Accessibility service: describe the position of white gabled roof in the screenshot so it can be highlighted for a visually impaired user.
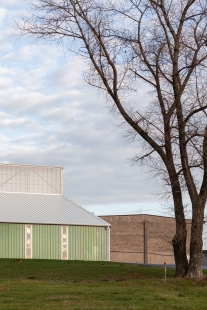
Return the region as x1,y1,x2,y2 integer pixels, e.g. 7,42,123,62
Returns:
0,192,109,227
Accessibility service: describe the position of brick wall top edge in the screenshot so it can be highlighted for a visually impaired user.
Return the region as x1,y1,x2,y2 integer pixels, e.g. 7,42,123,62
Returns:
99,214,192,222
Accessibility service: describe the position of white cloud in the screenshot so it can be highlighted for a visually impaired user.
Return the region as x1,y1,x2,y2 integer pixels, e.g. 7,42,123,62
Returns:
0,8,7,26
0,34,12,52
0,1,21,6
0,1,162,215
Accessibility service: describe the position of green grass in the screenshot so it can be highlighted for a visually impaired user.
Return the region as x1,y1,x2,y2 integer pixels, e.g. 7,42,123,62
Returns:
0,259,207,309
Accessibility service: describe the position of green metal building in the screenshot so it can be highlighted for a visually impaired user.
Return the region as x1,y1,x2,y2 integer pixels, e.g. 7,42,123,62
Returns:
0,163,110,261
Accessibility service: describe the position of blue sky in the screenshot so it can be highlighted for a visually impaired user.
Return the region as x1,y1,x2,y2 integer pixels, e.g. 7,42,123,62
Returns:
0,0,167,216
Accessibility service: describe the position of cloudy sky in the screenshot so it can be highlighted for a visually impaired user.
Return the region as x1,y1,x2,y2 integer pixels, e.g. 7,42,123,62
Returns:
0,0,167,216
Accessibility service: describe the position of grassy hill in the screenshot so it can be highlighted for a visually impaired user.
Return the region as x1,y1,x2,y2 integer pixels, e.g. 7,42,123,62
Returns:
0,259,207,309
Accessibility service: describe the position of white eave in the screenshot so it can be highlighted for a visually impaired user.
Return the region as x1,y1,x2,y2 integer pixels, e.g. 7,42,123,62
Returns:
0,192,110,227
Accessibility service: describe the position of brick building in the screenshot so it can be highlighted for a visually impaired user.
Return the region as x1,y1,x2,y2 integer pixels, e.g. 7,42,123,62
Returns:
100,214,191,264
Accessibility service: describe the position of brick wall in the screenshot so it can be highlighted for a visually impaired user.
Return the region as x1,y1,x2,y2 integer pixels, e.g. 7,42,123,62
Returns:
100,214,191,264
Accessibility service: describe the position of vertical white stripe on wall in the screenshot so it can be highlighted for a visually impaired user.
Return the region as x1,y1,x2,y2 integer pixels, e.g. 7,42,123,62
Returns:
25,225,32,259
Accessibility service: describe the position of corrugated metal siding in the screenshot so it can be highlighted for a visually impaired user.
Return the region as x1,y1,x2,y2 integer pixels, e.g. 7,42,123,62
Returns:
0,223,107,261
32,225,61,259
68,226,107,261
0,223,24,258
0,193,109,227
0,164,62,194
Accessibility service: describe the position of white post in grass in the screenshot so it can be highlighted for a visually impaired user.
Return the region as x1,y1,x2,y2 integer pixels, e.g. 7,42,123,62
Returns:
164,262,166,282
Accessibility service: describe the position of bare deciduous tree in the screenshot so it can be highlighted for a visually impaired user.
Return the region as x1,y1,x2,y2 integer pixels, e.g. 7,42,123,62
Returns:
16,0,207,278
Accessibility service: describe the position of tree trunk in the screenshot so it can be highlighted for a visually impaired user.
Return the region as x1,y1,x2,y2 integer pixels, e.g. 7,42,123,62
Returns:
171,180,189,277
187,200,205,279
172,230,188,277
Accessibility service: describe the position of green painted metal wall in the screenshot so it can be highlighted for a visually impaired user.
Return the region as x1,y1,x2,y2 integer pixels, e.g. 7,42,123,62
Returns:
32,225,61,259
0,223,107,261
68,226,107,261
0,223,24,258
